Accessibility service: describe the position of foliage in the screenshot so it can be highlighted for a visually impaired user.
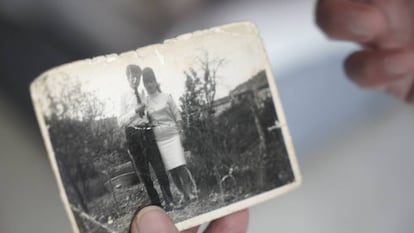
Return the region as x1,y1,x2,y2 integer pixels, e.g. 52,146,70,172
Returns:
43,74,129,213
40,61,295,230
179,53,294,194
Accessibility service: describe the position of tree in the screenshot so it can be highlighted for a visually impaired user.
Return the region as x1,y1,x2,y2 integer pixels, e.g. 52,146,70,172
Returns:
180,52,225,124
40,73,117,213
179,67,277,192
179,53,227,190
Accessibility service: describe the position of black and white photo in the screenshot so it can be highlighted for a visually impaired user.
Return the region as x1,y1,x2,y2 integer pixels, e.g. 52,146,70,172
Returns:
30,22,301,233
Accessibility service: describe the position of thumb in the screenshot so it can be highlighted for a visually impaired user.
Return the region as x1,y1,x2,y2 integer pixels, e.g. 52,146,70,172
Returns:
130,206,179,233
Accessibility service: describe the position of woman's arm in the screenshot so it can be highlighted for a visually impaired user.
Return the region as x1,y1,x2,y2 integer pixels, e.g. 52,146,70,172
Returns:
167,94,183,124
167,95,185,141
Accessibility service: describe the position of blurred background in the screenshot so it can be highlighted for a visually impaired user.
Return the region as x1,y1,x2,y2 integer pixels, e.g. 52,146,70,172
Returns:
1,0,414,232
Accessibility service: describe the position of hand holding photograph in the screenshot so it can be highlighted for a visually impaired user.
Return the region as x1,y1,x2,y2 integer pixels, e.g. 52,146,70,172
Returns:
30,22,301,233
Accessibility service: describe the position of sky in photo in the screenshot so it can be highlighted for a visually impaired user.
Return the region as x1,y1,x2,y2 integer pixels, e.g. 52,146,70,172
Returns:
37,24,272,120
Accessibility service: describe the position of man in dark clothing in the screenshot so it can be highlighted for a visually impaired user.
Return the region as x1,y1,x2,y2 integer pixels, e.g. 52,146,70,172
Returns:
123,64,175,210
125,125,174,209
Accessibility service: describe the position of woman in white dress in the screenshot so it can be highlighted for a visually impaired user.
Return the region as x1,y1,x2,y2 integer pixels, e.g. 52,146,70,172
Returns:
142,67,196,203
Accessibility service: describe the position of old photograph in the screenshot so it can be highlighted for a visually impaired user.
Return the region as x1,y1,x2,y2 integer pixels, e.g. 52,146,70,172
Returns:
30,22,301,233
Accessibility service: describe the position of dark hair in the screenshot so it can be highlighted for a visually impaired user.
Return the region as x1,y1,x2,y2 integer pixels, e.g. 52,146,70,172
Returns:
126,64,141,77
126,64,141,90
142,67,161,92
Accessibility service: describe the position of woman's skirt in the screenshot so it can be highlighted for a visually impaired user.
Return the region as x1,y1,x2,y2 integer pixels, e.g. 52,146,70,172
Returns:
155,133,186,170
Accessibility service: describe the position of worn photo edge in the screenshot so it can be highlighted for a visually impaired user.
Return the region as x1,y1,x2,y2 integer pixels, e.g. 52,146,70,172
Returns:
30,81,82,233
29,21,302,233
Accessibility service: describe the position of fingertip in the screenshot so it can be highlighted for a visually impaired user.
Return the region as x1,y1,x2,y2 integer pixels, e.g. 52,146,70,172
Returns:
316,0,386,43
344,49,414,89
204,209,249,233
130,205,178,233
234,209,249,222
344,51,368,86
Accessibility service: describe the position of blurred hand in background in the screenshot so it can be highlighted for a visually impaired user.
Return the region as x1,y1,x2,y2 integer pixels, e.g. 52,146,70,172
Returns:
316,0,414,103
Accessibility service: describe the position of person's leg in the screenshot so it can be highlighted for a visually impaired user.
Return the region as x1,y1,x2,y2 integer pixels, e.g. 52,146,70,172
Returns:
143,129,174,205
173,165,197,201
126,127,161,206
178,166,197,200
170,166,189,201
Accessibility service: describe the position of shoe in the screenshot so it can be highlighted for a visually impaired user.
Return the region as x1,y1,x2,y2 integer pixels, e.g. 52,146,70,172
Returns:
188,193,197,202
164,202,174,212
173,202,185,210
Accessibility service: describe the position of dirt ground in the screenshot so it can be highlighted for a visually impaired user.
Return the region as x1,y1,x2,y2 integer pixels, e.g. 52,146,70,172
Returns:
75,181,255,233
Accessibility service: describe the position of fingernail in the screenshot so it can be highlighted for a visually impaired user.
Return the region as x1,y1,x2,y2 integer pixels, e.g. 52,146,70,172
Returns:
384,54,412,75
349,21,370,38
346,6,384,41
131,206,176,233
